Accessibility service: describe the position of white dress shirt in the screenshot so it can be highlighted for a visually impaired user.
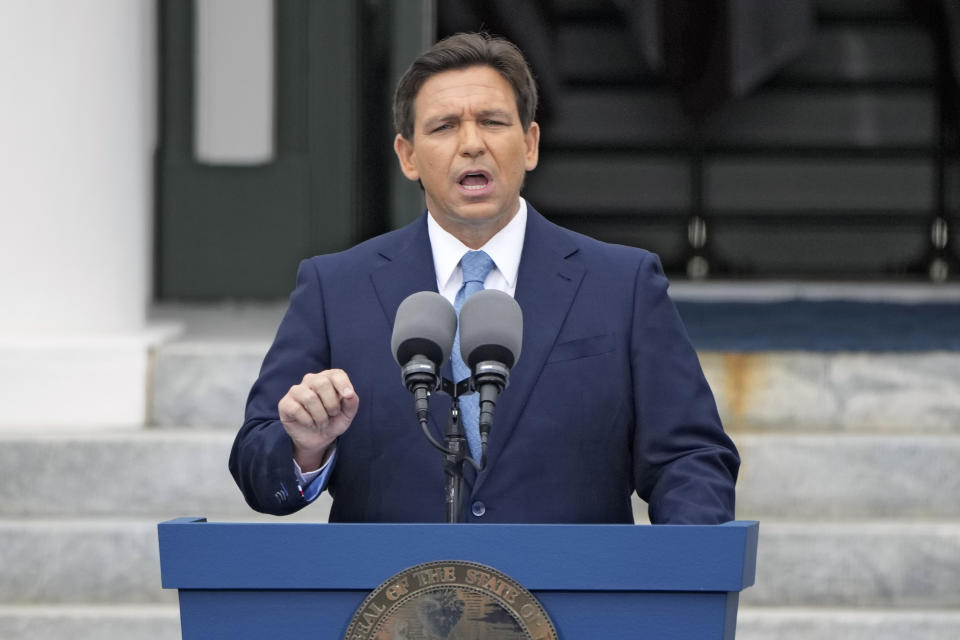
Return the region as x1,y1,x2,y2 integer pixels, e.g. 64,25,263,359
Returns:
427,197,526,304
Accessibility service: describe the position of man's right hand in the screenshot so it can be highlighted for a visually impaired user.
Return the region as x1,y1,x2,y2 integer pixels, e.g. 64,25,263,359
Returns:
278,369,358,472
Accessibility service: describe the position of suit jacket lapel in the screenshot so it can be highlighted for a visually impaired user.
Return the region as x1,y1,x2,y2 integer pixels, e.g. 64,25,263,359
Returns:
370,213,437,323
370,214,453,443
470,206,585,494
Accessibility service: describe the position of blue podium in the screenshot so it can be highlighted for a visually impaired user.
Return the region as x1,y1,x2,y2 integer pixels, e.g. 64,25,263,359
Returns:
158,517,758,639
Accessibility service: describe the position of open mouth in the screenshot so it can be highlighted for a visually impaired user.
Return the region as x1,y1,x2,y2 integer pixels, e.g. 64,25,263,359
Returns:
458,170,492,192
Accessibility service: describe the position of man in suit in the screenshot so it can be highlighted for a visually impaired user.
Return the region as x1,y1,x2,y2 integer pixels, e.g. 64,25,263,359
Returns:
230,32,739,524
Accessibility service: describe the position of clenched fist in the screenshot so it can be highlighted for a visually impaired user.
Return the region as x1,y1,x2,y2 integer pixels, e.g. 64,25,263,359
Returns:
278,369,358,471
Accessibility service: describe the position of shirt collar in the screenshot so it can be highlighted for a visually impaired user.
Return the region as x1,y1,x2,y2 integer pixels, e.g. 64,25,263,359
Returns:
427,198,527,290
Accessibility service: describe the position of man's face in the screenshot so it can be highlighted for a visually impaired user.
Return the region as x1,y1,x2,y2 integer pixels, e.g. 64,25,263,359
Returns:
394,65,540,246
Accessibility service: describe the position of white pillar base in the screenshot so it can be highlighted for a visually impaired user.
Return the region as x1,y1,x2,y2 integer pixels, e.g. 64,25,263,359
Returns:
0,325,181,432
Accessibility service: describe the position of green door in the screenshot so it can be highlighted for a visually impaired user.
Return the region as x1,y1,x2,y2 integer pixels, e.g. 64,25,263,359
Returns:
156,0,431,299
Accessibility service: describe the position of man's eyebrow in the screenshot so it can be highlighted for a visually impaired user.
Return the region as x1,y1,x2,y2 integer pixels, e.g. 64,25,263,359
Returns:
422,109,514,127
421,113,459,128
475,109,513,120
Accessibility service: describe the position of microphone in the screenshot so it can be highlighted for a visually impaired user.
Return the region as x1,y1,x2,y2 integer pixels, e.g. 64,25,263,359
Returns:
458,289,523,442
391,292,457,422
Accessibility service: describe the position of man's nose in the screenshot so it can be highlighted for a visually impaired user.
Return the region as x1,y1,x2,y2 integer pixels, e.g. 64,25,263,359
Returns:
459,122,485,157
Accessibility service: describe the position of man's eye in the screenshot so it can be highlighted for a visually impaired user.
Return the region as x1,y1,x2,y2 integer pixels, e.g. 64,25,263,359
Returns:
483,119,506,126
431,123,453,133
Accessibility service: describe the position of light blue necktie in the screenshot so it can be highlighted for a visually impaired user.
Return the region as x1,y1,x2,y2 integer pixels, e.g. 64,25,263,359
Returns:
452,250,495,460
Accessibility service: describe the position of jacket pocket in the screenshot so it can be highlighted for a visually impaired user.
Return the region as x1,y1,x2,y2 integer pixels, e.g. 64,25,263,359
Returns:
546,334,616,364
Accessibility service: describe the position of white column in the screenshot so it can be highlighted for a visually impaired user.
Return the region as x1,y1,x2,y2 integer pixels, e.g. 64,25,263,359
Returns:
0,0,163,430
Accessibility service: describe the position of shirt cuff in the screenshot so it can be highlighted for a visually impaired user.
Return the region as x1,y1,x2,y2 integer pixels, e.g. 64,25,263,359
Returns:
293,446,337,502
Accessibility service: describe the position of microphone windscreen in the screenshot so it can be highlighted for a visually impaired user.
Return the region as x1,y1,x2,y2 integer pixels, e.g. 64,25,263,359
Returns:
391,291,457,367
459,289,522,369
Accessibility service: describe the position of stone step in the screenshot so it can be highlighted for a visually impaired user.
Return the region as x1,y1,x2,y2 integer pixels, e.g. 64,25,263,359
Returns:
0,515,322,606
0,604,957,640
149,341,268,429
704,352,960,433
0,430,334,518
147,302,278,429
4,427,960,519
736,434,960,520
148,317,960,434
2,431,957,519
0,431,246,518
2,519,958,608
0,520,175,605
737,607,960,640
0,605,181,640
744,522,960,609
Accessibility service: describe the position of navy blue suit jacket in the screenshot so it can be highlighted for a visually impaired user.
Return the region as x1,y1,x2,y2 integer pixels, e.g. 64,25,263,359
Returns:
230,206,739,523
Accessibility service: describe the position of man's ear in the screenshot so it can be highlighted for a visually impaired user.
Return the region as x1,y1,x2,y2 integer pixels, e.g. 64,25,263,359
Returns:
524,121,541,172
393,134,420,181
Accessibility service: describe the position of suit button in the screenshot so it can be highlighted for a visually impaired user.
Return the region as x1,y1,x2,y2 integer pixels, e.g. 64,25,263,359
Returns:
471,501,486,517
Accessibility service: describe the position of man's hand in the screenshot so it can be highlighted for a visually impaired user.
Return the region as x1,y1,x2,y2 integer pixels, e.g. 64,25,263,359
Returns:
278,369,358,472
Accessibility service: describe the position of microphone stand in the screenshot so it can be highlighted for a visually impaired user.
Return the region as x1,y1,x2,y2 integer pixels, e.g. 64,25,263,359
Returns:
442,397,465,523
404,370,490,523
438,378,479,523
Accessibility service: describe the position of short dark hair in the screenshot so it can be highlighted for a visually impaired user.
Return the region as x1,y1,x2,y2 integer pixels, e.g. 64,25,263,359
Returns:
392,32,539,140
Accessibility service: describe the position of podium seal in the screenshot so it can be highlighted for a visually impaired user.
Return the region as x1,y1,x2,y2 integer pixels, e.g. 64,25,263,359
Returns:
343,560,558,640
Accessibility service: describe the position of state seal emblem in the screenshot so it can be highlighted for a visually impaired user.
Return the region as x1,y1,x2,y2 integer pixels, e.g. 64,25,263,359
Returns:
343,560,558,640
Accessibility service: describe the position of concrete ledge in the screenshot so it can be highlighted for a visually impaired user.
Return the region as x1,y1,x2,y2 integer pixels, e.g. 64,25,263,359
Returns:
701,351,960,433
0,521,172,604
736,434,960,519
737,607,960,640
2,430,957,520
743,522,960,608
149,342,267,428
0,431,245,518
0,431,332,519
147,302,280,428
148,334,960,432
0,605,180,640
